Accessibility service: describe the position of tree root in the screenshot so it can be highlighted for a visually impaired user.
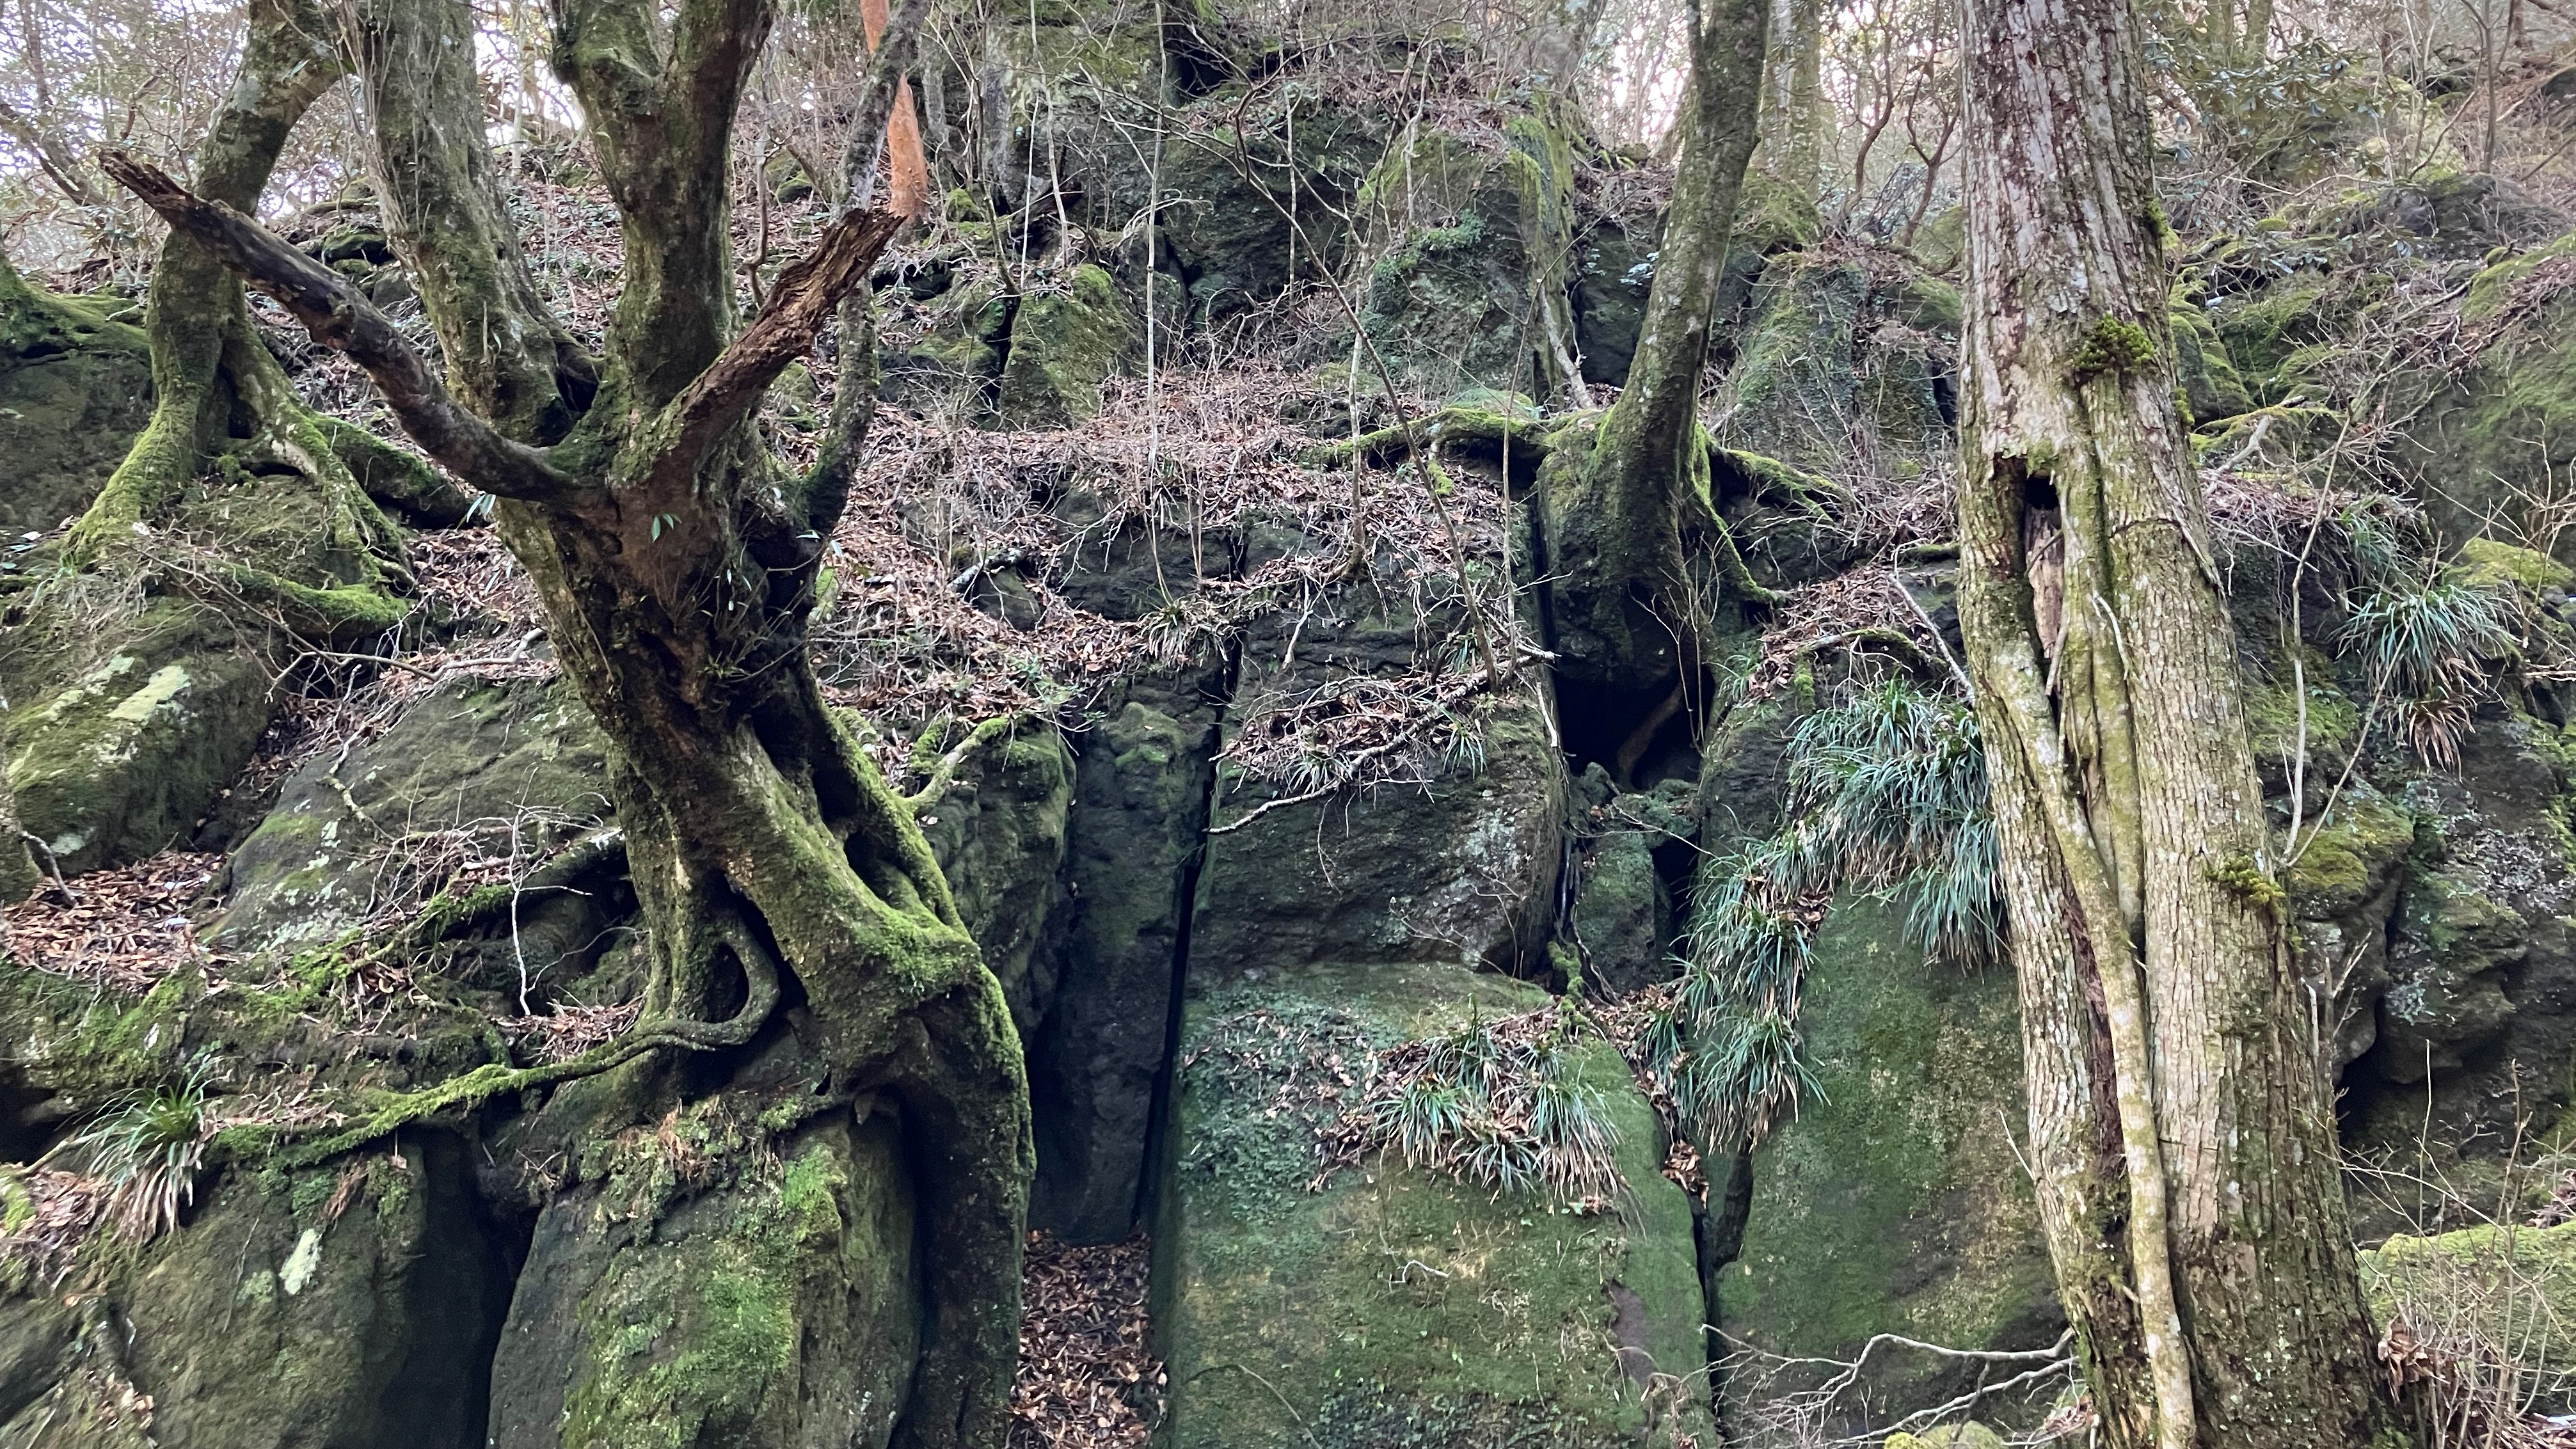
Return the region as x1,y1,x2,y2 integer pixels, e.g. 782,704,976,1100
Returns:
1301,404,1558,473
266,903,778,1167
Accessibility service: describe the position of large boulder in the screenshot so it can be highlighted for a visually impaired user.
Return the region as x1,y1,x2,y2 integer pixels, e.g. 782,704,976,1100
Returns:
488,1096,920,1449
216,672,615,967
1193,695,1564,976
0,263,150,541
991,264,1135,430
1356,112,1584,397
912,719,1075,1028
7,606,271,876
1715,903,2060,1442
1155,959,1714,1448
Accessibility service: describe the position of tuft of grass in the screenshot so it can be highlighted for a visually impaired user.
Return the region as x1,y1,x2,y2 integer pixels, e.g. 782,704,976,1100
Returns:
2340,574,2519,768
1340,1004,1626,1208
53,1070,211,1244
1651,680,2000,1153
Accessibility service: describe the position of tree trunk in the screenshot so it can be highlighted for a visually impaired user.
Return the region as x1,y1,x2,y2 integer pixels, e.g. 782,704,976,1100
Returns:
65,0,447,580
1951,0,2402,1446
110,0,1028,1440
1535,0,1768,750
1758,0,1824,201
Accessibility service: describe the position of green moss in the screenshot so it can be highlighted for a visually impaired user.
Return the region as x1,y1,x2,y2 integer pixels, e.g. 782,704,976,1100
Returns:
2214,274,2333,402
1719,903,2053,1410
1734,166,1824,255
2463,234,2576,322
2245,656,2360,766
2206,852,2288,909
991,264,1133,429
2451,537,2575,592
2360,1221,2576,1413
2168,295,2254,425
1159,962,1712,1448
2067,315,2156,381
2286,789,2415,916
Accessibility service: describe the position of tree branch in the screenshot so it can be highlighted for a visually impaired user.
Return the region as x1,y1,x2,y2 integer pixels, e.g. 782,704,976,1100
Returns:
99,152,579,503
660,205,905,470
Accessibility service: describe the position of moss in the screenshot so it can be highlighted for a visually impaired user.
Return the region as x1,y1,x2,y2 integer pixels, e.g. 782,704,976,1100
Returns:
2245,657,2360,765
540,1110,919,1449
1890,274,1962,335
1159,961,1713,1448
1719,903,2054,1416
2168,294,2254,425
2214,274,2334,402
2360,1221,2576,1413
2067,315,2155,381
1733,166,1824,255
2285,789,2415,917
2206,853,2288,909
992,264,1134,429
2463,234,2576,323
2451,537,2575,592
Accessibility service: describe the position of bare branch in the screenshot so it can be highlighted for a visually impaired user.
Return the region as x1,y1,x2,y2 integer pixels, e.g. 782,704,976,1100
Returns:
99,152,579,503
662,205,905,470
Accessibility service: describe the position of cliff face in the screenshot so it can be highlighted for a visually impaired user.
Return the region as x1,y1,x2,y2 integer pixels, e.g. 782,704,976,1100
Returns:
8,40,2576,1447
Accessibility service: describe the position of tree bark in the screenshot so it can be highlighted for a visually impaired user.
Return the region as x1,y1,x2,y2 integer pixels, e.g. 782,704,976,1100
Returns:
62,0,451,587
1535,0,1768,743
1758,0,1824,200
114,0,1026,1441
1952,0,2401,1445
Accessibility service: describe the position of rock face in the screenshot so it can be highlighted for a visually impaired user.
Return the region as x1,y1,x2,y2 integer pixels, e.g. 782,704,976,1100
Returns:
1154,960,1713,1448
489,1103,921,1449
216,672,616,969
1356,113,1585,397
1026,672,1221,1244
0,267,151,540
6,607,272,876
1714,904,2060,1442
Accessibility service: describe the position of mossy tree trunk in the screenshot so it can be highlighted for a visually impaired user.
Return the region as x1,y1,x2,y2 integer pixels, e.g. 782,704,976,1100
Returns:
1536,0,1767,750
107,0,1029,1441
63,0,458,599
1951,0,2398,1445
1756,0,1824,202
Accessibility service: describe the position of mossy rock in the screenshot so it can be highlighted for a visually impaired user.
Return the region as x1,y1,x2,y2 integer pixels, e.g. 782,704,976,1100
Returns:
911,719,1074,1028
2321,171,2568,264
1356,112,1582,395
1884,1427,2006,1449
1028,673,1222,1244
217,673,614,967
2360,1221,2576,1415
2210,271,2336,404
0,264,151,541
1156,960,1715,1448
1193,697,1564,978
992,264,1135,429
2168,296,2253,425
6,606,272,876
2451,537,2576,593
2398,240,2576,555
489,1109,919,1449
1717,902,2059,1441
28,1134,514,1449
1721,249,1952,479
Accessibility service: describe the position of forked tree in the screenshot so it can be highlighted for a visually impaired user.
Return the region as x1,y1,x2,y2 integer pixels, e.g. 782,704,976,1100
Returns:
1950,0,2400,1444
103,0,1031,1440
